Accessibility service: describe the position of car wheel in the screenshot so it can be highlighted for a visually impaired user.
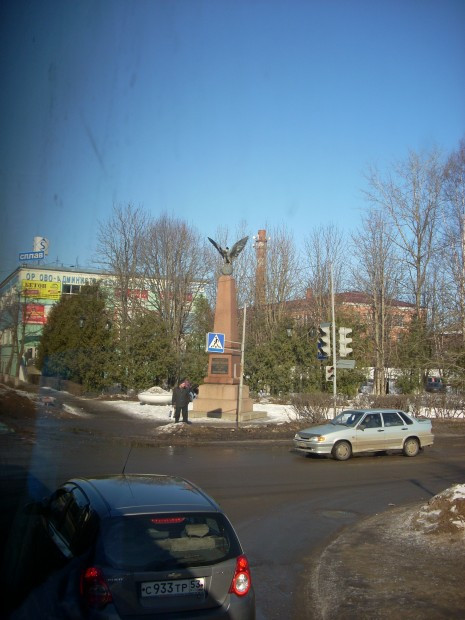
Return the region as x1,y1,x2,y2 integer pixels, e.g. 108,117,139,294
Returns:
403,437,420,457
332,441,352,461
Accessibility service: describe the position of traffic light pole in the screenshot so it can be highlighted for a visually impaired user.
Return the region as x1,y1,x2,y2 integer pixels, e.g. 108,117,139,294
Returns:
330,264,337,418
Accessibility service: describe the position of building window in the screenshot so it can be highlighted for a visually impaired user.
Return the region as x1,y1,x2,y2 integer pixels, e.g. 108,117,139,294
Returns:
62,284,82,295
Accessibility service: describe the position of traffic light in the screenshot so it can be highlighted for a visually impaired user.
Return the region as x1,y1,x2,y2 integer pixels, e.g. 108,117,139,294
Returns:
339,327,353,357
318,322,331,358
325,365,334,381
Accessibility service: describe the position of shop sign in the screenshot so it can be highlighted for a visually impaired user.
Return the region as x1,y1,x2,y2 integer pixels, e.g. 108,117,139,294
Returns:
22,281,61,300
23,304,47,324
19,251,44,261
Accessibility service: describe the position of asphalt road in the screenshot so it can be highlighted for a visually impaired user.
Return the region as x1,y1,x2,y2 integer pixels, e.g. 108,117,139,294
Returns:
1,398,465,619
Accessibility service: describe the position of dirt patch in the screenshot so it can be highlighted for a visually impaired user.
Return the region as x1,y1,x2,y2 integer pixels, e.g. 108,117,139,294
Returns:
0,388,37,421
411,484,465,537
312,501,465,619
151,420,302,442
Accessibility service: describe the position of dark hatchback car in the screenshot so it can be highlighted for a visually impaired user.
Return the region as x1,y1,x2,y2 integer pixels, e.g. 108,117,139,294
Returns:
16,474,255,619
426,376,445,392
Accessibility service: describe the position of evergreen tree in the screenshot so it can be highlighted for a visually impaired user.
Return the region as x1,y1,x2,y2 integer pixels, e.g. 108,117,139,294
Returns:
179,295,213,386
124,312,176,390
37,285,113,392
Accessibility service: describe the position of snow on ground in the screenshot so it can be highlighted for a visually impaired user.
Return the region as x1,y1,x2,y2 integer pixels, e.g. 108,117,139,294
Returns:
62,403,91,417
0,384,38,402
103,397,464,422
102,399,298,425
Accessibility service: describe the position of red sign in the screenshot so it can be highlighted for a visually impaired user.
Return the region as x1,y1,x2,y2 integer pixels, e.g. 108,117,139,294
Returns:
24,304,46,324
160,291,193,301
115,288,149,300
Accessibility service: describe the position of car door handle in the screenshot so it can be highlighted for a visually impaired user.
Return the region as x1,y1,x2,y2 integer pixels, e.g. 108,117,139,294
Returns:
377,429,384,432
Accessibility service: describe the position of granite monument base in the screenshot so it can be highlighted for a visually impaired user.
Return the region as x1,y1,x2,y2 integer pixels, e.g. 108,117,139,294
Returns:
190,383,267,421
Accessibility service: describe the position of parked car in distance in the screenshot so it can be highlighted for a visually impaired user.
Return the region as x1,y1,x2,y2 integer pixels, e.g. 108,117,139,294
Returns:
426,376,445,392
19,474,255,619
293,409,434,461
358,380,373,395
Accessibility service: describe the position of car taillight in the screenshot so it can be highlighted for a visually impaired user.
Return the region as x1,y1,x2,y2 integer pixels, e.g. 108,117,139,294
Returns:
229,554,252,596
80,566,112,608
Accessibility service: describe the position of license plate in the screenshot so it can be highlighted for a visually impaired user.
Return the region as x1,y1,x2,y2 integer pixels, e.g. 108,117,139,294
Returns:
141,578,205,598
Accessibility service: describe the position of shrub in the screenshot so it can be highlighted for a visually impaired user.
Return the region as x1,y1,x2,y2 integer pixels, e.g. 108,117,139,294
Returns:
426,393,465,419
290,393,334,424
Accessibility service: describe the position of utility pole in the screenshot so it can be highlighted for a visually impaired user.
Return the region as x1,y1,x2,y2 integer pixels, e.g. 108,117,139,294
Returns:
330,264,337,417
236,304,247,429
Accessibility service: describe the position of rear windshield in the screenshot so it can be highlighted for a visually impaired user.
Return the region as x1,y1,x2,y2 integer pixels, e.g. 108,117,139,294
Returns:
398,411,413,425
97,512,242,571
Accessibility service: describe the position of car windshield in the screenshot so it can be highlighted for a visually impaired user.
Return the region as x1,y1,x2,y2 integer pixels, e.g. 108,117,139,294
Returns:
97,512,242,571
331,411,364,427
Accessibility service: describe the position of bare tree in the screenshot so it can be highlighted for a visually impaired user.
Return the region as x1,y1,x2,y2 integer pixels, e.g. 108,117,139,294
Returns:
442,138,465,345
141,213,211,356
422,262,451,375
364,149,443,316
0,291,22,376
0,287,40,378
95,203,149,328
351,209,400,394
262,225,302,333
303,223,347,325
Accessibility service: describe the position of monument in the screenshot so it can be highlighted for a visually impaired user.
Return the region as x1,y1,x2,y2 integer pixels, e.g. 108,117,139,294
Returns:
190,236,267,422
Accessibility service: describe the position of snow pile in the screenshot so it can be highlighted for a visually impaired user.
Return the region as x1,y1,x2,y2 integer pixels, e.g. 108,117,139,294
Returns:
412,484,465,537
62,403,90,417
141,386,170,395
154,422,185,435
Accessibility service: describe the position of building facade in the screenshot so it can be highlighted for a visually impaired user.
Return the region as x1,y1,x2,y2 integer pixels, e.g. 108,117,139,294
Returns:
0,263,206,380
0,265,117,377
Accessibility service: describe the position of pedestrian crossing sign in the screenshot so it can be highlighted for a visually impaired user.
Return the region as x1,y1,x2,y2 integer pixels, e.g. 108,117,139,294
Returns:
206,332,225,353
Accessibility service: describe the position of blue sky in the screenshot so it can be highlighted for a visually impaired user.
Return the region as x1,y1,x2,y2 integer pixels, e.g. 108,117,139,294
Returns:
1,0,464,279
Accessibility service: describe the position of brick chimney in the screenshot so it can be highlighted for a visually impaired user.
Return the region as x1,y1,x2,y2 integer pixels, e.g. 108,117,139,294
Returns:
254,229,268,306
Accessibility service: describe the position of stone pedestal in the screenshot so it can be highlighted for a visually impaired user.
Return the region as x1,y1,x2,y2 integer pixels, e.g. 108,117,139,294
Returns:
191,383,265,421
192,273,266,421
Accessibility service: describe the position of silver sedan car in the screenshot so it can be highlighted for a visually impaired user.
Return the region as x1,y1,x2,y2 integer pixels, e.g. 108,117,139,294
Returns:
293,408,434,461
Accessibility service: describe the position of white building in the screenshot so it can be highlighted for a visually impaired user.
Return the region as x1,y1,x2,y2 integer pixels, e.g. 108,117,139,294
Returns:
0,265,118,378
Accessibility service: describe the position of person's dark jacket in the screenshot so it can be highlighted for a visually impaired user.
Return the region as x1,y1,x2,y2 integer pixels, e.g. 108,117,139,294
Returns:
172,386,191,408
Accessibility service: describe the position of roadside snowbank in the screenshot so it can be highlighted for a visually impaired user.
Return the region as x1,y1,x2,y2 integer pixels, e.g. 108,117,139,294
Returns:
104,399,297,424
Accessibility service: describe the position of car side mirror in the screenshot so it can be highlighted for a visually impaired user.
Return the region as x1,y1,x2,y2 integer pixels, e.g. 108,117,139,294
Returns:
358,423,365,431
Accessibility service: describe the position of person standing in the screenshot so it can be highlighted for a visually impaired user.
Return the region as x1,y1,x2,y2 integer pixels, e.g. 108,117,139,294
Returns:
172,380,191,423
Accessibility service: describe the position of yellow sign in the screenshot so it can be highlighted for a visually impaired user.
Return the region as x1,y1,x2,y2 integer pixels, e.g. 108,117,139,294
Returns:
22,281,61,300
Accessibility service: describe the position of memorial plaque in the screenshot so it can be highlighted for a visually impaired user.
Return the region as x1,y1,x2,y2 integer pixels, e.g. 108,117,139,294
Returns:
211,357,229,375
